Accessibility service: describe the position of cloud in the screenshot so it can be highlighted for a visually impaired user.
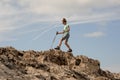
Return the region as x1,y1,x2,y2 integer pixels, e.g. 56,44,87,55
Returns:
1,0,120,16
69,12,120,25
17,0,120,15
0,0,120,42
84,32,106,38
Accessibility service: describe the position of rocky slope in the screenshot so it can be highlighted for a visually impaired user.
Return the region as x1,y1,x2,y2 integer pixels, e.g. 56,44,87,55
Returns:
0,47,119,80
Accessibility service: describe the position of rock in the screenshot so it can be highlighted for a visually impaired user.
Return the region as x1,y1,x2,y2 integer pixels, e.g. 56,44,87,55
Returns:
71,55,100,76
94,76,109,80
113,73,120,79
0,47,119,80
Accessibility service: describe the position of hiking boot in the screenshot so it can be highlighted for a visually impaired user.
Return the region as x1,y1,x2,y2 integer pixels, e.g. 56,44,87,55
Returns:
54,46,60,50
67,49,72,52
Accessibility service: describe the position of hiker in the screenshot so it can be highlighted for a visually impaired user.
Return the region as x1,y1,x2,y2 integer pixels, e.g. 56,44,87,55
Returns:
55,18,72,52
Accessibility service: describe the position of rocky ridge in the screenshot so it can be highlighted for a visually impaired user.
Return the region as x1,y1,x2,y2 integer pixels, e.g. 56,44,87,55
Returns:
0,47,120,80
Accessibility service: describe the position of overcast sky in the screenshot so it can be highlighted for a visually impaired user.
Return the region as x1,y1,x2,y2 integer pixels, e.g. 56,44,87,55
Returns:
0,0,120,73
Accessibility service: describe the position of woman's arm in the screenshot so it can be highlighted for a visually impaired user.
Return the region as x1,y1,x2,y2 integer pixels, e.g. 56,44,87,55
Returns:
56,26,70,35
57,31,64,34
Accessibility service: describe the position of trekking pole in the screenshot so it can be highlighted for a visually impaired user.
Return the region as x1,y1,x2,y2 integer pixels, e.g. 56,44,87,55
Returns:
50,32,57,49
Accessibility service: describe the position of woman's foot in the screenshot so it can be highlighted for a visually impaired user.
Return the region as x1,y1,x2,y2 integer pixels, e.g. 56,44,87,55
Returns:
67,49,72,52
54,46,60,50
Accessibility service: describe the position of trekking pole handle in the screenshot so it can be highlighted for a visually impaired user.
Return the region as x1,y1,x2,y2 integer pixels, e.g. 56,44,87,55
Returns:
56,31,59,35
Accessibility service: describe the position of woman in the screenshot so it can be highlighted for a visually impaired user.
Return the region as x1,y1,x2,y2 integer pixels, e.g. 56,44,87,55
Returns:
55,18,72,52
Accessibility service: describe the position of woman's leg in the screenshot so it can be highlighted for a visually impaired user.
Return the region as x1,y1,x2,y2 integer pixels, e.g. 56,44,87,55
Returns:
64,39,71,49
58,38,64,47
64,34,72,52
55,38,64,50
